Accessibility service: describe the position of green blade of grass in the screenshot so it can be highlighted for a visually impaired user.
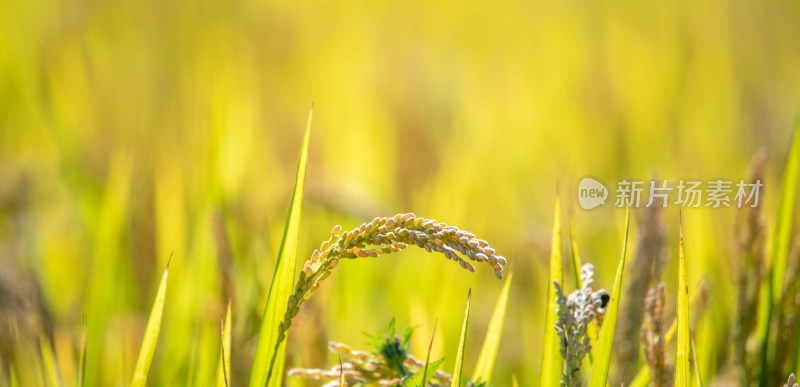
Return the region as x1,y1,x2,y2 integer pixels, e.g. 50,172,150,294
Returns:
130,261,170,387
775,120,800,312
79,321,87,387
568,211,597,362
216,300,232,387
407,357,445,387
452,289,472,387
691,338,703,387
676,221,691,387
781,118,800,372
757,118,800,387
421,320,438,387
568,210,584,290
540,194,564,387
472,271,513,384
588,207,630,387
40,335,61,387
250,107,313,387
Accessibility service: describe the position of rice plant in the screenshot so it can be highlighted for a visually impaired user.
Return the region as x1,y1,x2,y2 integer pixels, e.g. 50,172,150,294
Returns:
1,35,799,385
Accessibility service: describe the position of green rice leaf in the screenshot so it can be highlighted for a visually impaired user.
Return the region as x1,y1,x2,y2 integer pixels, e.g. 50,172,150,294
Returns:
388,317,397,339
472,271,513,384
780,118,800,372
402,326,416,349
691,338,703,387
130,261,170,387
250,107,312,387
407,357,444,387
676,221,690,387
419,320,438,387
774,119,800,311
39,335,60,387
757,118,800,387
540,194,564,387
79,321,87,387
588,207,630,387
568,210,584,290
216,300,232,387
452,289,471,387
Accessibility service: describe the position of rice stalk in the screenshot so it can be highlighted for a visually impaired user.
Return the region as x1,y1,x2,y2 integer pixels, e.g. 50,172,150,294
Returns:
641,283,673,387
452,289,472,387
629,279,710,387
265,213,507,383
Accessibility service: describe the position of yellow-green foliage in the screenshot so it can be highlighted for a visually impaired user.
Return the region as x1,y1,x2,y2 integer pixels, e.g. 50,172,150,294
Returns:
588,209,630,387
250,108,312,387
540,195,564,387
452,290,471,387
472,272,513,384
131,263,170,387
1,0,800,385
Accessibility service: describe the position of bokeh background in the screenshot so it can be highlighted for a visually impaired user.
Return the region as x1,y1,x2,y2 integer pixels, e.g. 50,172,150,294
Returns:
1,0,799,385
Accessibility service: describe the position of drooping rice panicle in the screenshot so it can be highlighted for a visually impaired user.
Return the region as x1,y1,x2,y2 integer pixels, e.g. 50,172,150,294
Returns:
266,213,507,380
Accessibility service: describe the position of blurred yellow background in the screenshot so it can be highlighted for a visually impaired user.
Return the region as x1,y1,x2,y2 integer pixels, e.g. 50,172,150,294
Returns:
1,0,799,385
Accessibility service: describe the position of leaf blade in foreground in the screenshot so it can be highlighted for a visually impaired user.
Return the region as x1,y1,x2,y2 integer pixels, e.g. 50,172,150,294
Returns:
250,107,313,387
472,272,513,384
130,262,170,387
588,208,630,387
452,289,472,387
540,194,564,387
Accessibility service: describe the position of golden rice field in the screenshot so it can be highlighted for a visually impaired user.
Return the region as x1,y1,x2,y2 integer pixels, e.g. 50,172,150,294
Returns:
1,0,800,385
